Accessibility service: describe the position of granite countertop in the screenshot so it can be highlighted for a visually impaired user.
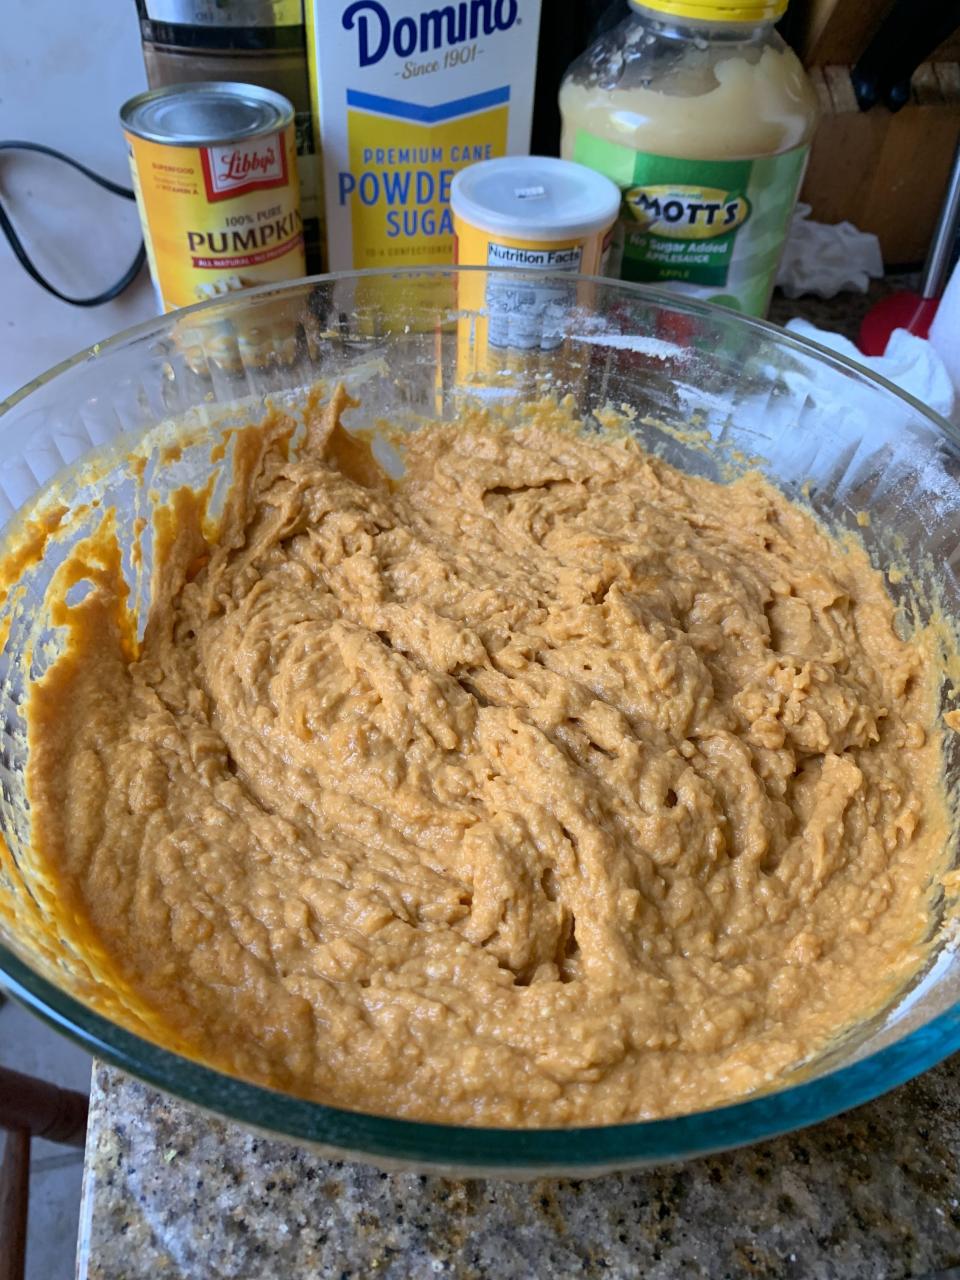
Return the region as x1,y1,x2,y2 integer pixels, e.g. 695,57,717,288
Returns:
79,1057,960,1280
77,279,959,1280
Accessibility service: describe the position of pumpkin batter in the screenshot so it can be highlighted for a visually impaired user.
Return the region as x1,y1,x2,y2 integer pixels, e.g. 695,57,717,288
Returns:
25,393,951,1125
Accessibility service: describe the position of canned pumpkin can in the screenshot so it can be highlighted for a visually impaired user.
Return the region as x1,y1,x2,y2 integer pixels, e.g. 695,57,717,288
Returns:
450,156,620,382
121,81,306,313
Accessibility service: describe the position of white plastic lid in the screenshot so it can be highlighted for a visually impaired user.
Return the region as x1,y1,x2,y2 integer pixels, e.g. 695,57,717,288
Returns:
450,156,621,242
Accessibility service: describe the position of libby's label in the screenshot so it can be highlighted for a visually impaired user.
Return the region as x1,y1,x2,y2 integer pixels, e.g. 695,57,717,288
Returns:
200,134,289,201
125,125,305,313
306,0,542,270
570,139,809,316
185,209,302,270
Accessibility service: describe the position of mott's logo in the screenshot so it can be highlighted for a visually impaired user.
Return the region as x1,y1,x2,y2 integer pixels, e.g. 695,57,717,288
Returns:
342,0,519,67
201,134,289,202
625,184,751,241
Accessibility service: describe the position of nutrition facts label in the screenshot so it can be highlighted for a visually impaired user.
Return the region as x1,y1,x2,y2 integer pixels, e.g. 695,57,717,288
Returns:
486,241,583,270
485,277,573,351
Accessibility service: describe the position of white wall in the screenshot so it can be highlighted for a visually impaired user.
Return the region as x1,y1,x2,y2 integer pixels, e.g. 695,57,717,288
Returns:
0,0,156,399
0,0,148,180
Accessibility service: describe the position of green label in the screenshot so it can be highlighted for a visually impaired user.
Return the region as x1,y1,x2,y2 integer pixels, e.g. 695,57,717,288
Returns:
572,133,808,315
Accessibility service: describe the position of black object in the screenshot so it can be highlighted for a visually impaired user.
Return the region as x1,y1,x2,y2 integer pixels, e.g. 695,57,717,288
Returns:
775,4,807,53
134,0,306,51
0,142,146,307
852,0,960,112
531,0,628,157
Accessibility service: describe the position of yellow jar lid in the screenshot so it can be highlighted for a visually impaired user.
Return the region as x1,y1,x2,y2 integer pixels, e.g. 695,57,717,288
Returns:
631,0,787,21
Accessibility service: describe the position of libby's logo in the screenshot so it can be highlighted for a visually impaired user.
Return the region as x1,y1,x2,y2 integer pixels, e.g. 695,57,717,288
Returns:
625,185,751,240
201,133,288,202
342,0,519,68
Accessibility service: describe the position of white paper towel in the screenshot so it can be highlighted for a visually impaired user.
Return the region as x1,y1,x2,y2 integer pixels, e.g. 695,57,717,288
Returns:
777,205,885,299
929,256,960,394
785,318,958,425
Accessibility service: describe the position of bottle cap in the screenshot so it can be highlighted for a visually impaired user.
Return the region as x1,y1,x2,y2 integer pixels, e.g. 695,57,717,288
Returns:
451,156,621,242
631,0,787,23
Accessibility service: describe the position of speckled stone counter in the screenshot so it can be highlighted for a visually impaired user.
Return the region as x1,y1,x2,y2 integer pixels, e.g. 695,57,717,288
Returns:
78,277,957,1280
79,1058,960,1280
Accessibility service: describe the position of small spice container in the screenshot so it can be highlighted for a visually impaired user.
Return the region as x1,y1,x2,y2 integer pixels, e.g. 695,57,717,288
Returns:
450,156,620,382
452,155,620,278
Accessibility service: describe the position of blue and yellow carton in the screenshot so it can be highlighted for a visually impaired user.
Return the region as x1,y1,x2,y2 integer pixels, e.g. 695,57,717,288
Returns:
306,0,543,270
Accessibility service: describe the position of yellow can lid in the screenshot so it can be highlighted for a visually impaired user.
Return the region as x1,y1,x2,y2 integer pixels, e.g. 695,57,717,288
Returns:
631,0,787,21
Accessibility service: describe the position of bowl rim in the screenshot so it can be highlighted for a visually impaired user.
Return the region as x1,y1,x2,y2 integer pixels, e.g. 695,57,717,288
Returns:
2,266,959,1171
2,265,957,444
4,935,960,1171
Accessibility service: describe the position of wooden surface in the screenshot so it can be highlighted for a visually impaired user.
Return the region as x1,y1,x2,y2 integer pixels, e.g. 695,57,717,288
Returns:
800,64,960,264
0,1066,89,1147
789,0,960,67
0,1068,89,1280
0,1129,30,1280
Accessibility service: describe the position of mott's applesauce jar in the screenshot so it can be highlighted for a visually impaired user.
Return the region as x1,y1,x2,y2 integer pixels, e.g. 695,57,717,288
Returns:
121,81,306,313
451,156,620,380
559,0,818,315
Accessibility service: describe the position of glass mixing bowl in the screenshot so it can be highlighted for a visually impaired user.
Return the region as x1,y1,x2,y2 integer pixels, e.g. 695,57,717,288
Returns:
1,268,959,1177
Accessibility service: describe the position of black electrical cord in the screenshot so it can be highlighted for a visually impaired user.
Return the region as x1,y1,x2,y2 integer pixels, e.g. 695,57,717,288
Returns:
0,140,146,307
